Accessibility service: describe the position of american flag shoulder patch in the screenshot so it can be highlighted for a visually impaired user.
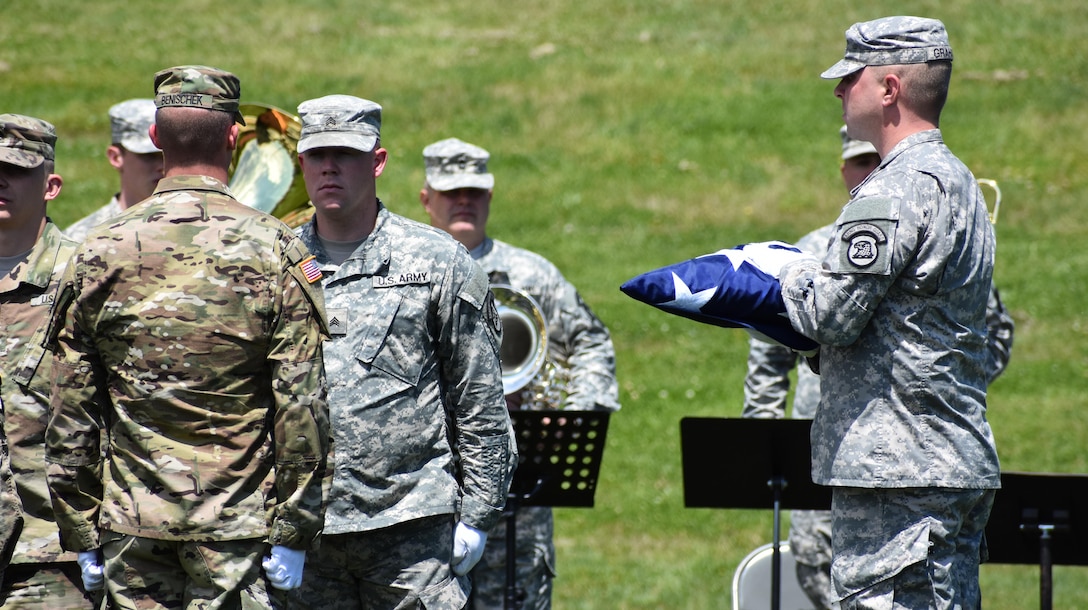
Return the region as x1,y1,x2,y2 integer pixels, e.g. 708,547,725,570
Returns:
299,255,323,284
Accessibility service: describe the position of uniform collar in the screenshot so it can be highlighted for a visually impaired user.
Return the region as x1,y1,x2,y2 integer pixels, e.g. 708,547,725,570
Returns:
0,220,76,292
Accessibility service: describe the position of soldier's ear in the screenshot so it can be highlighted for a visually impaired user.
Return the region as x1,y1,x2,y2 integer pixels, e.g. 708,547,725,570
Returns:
44,173,63,202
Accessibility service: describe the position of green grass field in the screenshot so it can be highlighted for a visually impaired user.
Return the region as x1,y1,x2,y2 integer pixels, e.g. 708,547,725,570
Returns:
4,0,1086,607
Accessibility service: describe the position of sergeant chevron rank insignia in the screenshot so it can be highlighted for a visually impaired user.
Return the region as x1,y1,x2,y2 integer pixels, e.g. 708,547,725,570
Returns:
373,272,430,288
326,307,348,337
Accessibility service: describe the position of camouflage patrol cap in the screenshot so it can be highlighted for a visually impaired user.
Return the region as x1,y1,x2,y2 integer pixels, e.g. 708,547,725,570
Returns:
0,113,56,169
422,137,495,191
109,98,159,154
840,125,878,160
821,16,953,80
153,65,245,125
297,95,381,154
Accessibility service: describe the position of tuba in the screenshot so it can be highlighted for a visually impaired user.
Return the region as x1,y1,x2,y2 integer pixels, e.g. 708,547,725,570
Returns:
491,285,571,410
977,178,1002,225
492,285,548,396
229,103,315,228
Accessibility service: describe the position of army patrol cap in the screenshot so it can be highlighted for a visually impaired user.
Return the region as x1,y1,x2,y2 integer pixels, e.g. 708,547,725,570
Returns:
153,65,245,125
297,95,382,154
821,16,953,80
109,99,159,154
840,125,878,160
0,113,56,169
422,137,495,191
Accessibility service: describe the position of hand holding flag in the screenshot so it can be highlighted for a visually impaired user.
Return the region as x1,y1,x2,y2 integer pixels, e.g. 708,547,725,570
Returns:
620,242,819,354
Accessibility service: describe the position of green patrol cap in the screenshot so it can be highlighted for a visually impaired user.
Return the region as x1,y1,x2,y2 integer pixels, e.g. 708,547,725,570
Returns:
0,113,57,169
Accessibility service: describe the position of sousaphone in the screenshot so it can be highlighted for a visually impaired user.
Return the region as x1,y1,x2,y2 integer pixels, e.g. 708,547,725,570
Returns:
229,103,315,228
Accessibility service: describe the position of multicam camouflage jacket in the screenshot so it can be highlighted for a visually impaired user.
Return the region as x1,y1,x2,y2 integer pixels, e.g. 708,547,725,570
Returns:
779,130,1001,489
0,221,79,564
45,175,332,551
297,203,516,535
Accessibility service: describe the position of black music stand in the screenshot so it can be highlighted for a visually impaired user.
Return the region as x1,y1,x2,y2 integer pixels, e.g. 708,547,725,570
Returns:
984,471,1088,610
680,417,831,610
501,410,610,610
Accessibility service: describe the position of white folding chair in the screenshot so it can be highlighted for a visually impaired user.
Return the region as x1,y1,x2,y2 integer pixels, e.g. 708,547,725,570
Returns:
732,541,816,610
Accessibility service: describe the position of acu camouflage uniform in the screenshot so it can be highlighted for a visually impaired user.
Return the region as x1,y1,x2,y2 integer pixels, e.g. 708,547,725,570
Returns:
45,175,332,572
747,221,1014,609
66,98,159,245
779,129,1000,608
468,237,620,610
294,203,516,609
0,221,95,605
63,197,121,244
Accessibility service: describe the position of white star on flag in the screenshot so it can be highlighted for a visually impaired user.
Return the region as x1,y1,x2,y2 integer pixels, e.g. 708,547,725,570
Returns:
706,248,749,271
662,272,716,310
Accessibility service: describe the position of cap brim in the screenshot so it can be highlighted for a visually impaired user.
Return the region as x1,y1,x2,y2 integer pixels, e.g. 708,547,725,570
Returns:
0,148,44,169
120,134,160,155
297,132,377,154
427,173,495,192
820,58,866,80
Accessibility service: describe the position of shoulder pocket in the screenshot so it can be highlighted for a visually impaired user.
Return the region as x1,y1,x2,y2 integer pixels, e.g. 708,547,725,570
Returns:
831,197,899,275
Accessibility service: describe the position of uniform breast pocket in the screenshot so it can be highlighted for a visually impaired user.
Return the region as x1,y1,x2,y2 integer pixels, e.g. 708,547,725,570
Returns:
353,292,427,392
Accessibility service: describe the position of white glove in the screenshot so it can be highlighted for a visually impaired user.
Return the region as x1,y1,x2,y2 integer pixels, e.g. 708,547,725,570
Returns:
76,549,105,592
739,241,813,279
451,521,487,576
262,545,306,591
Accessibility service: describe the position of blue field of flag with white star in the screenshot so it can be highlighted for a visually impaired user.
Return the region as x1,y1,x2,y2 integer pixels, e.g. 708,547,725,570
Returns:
620,243,820,353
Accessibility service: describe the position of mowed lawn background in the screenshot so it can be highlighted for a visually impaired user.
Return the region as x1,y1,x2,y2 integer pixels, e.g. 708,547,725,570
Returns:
3,0,1086,607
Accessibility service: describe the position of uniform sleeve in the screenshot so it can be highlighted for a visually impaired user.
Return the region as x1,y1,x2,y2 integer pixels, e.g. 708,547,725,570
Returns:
547,277,621,412
438,254,516,532
984,285,1015,384
742,336,797,419
44,268,107,552
779,193,913,346
1,435,25,572
264,236,333,549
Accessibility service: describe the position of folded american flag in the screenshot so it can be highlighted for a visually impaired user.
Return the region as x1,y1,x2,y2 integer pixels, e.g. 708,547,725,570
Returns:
620,242,819,353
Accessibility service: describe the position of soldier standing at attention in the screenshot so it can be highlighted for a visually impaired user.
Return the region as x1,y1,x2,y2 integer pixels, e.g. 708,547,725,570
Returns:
45,65,332,608
289,95,516,610
0,114,92,607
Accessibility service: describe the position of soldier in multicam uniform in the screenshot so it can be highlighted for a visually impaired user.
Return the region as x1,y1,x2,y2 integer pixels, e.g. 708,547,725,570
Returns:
64,99,163,242
769,17,1002,609
44,65,332,608
0,114,96,607
744,126,1015,610
419,137,620,610
289,96,516,610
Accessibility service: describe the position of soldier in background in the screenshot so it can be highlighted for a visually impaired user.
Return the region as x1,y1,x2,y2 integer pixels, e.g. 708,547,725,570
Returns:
289,96,516,610
743,126,1014,609
45,65,332,608
419,137,620,609
64,99,162,242
0,114,93,607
